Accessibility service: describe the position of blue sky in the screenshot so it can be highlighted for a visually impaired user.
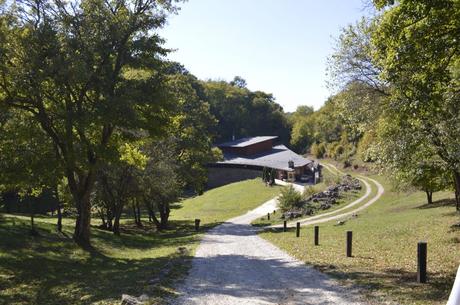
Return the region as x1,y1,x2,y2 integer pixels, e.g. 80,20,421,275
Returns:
160,0,371,112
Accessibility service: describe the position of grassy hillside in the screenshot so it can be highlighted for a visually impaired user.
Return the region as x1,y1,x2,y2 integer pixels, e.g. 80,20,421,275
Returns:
260,174,460,305
0,178,280,305
171,179,281,225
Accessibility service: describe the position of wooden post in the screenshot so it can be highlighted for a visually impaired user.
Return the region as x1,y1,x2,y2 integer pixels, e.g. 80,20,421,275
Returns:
273,210,276,214
346,231,353,257
194,219,200,232
314,226,319,246
283,220,287,232
417,241,427,283
267,213,270,220
296,222,300,237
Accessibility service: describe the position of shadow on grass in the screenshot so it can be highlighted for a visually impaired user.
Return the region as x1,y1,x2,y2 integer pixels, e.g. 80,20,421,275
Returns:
417,198,456,210
0,215,201,305
315,264,454,303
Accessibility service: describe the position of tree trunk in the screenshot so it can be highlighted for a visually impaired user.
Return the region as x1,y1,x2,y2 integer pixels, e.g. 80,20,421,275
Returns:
132,203,137,224
136,200,142,227
57,204,63,232
29,199,37,235
30,213,36,234
425,191,433,204
113,212,121,236
105,209,113,230
158,202,170,230
112,204,123,236
54,185,62,232
73,192,92,247
150,211,161,230
69,169,97,247
454,171,460,211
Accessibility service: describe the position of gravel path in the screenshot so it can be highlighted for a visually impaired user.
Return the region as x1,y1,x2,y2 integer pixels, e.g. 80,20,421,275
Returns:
172,197,366,305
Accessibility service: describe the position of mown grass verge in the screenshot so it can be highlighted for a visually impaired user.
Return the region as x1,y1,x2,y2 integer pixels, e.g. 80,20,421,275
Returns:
0,178,280,305
260,174,460,305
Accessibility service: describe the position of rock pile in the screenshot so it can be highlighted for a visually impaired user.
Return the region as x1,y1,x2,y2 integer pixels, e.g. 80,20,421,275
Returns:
282,175,361,219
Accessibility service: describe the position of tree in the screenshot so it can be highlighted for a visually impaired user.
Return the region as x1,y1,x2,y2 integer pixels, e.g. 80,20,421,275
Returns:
327,17,387,95
230,76,247,88
203,80,291,144
165,70,217,194
137,140,183,230
0,109,63,234
410,163,452,204
0,0,177,246
372,0,460,208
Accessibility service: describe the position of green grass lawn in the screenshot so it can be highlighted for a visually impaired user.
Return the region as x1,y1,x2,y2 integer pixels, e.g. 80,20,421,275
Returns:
0,178,280,305
260,174,460,305
171,179,281,226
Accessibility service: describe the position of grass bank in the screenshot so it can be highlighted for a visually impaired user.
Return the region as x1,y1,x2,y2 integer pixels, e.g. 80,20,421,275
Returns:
260,174,460,305
0,178,280,305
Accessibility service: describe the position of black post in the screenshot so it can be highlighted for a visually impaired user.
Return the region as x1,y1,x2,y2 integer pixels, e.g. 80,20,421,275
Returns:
283,220,287,232
296,222,300,237
267,213,270,220
417,241,427,283
346,231,353,257
314,226,319,246
273,210,276,214
194,219,201,232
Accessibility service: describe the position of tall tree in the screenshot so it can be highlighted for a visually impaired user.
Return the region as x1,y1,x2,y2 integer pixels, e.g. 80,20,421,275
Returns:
0,0,177,246
372,0,460,207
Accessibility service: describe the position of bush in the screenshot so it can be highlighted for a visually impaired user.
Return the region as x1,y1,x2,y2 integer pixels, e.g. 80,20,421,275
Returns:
326,141,338,158
303,186,317,198
334,144,345,159
278,185,303,212
310,142,326,158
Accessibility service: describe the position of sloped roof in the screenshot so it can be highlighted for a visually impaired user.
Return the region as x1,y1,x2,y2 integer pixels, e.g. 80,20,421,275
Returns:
216,144,312,171
217,136,278,148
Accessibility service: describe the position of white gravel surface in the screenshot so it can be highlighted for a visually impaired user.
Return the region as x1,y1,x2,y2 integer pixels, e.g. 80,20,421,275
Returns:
172,196,367,305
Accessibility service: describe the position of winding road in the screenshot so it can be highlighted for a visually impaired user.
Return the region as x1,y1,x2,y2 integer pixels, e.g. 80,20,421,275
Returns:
172,165,384,305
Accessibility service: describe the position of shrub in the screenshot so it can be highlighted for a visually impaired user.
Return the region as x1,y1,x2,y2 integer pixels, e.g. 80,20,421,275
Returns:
326,141,339,158
303,186,317,198
334,144,345,159
278,185,303,212
311,142,326,158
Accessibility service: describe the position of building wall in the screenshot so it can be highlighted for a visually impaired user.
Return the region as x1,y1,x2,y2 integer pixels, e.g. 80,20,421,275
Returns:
207,167,262,189
220,139,274,156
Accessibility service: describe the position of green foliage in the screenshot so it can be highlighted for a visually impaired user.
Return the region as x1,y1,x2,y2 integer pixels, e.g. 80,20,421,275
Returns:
0,0,179,245
303,186,317,198
333,144,345,159
371,0,460,199
357,131,377,162
278,185,303,212
203,80,291,143
290,99,343,153
310,142,326,158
